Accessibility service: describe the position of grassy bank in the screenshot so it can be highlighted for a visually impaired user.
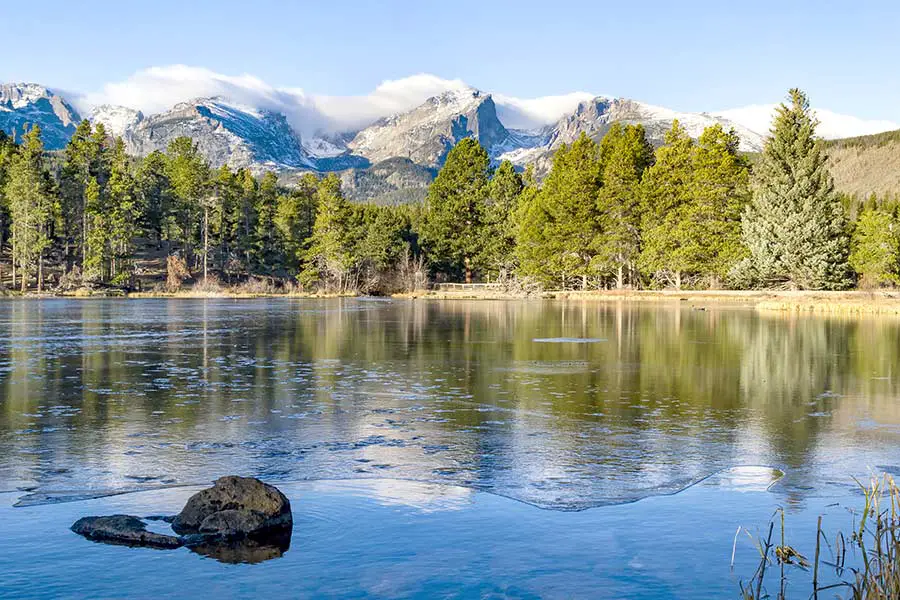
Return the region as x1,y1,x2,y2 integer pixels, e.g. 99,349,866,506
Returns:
401,288,900,314
7,284,900,314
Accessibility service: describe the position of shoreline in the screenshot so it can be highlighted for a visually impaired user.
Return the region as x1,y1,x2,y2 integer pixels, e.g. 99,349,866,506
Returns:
3,288,900,314
398,288,900,314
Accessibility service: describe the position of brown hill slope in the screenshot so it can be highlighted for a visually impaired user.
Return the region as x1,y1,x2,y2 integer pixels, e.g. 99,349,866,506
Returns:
826,130,900,199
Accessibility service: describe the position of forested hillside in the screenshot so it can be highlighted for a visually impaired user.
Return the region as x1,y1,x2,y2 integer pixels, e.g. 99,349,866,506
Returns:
0,89,897,295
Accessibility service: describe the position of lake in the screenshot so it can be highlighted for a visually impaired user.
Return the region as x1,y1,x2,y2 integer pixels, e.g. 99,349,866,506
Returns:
1,298,898,598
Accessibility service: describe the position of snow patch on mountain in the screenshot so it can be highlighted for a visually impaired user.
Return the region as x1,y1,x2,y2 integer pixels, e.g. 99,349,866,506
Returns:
88,104,144,137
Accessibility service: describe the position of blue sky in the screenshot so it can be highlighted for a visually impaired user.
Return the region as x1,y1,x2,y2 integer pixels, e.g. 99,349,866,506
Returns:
3,0,899,122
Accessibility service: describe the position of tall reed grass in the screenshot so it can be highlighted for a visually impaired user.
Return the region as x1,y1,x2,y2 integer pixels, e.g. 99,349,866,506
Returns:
737,476,900,599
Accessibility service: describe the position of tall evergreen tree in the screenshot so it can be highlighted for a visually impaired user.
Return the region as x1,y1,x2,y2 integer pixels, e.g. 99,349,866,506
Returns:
301,175,355,291
420,138,491,282
638,121,696,288
849,208,900,286
517,134,603,289
106,138,139,283
254,171,280,271
481,160,523,279
4,126,53,291
165,137,209,268
0,131,14,258
275,173,319,272
135,151,171,246
737,89,852,289
82,176,107,282
683,126,750,285
595,123,654,288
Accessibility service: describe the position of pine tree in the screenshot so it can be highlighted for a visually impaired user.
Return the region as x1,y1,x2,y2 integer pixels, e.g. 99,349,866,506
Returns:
481,160,523,279
165,137,209,269
254,171,280,271
4,126,53,291
517,134,603,289
595,123,654,288
275,173,319,272
420,138,491,283
738,89,852,290
638,121,696,288
301,175,355,291
135,151,171,246
106,138,138,283
0,131,14,259
234,168,258,270
684,126,750,286
849,208,900,286
82,177,107,282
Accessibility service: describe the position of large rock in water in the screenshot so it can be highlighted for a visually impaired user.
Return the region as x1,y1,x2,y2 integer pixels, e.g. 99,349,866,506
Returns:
71,515,183,549
171,476,292,538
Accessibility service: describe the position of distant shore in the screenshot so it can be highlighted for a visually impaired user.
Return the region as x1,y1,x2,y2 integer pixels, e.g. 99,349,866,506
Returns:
5,287,900,314
398,288,900,314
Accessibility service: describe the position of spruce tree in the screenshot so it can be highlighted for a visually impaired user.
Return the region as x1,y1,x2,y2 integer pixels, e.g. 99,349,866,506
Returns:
738,89,852,289
420,138,490,283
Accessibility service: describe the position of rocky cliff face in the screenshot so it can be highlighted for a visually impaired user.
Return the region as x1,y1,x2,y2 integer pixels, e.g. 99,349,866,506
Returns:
0,83,81,149
122,98,314,170
348,89,515,167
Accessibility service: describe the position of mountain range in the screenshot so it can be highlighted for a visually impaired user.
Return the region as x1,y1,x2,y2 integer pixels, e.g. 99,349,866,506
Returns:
2,81,896,201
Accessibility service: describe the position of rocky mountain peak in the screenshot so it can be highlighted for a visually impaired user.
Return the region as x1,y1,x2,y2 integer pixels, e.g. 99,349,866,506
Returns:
0,83,81,149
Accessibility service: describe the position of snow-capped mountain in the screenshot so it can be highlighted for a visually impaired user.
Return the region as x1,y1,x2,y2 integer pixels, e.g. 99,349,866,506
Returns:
348,88,516,167
3,78,890,201
121,98,315,170
88,104,144,137
0,83,81,149
498,96,766,172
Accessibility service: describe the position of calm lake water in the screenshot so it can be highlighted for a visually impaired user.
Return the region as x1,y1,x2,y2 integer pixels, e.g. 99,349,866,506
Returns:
1,298,898,598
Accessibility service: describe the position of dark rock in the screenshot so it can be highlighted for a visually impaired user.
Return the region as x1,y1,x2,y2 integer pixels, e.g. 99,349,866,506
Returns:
171,476,292,538
71,515,183,549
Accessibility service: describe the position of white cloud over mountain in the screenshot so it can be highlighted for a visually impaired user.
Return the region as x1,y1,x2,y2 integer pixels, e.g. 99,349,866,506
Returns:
714,104,899,140
74,65,899,140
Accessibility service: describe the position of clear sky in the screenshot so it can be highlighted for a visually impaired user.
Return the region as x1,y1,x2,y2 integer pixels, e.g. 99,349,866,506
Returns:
3,0,899,120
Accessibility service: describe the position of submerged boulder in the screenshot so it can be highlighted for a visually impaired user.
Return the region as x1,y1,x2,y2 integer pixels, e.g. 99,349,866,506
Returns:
71,515,184,549
171,476,293,538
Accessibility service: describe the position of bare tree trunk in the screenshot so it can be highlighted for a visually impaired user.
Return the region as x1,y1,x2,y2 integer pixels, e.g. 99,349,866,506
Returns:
203,205,209,283
464,256,472,284
617,264,624,289
38,252,43,292
675,270,682,290
11,229,16,289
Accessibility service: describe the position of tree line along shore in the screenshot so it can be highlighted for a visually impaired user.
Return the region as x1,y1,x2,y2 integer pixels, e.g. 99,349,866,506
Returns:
1,88,899,300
